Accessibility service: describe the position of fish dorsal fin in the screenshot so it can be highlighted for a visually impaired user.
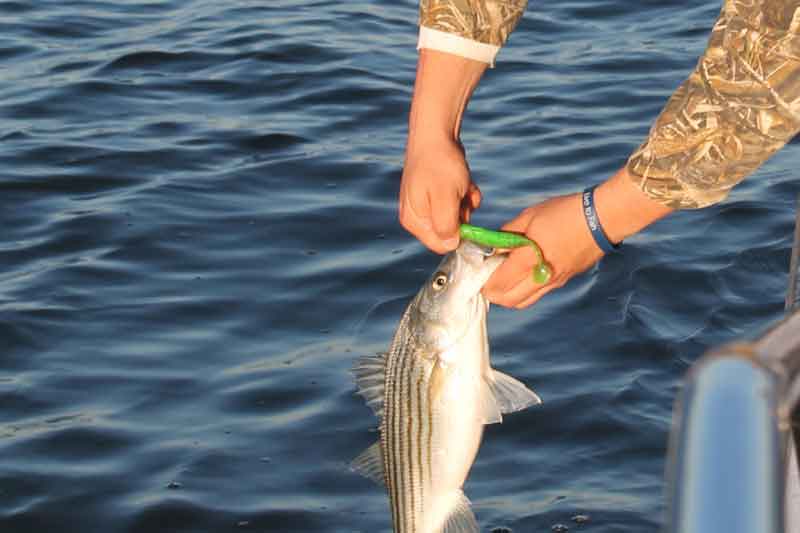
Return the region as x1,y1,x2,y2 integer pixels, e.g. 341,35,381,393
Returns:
441,490,479,533
350,441,384,486
482,369,542,423
352,352,386,419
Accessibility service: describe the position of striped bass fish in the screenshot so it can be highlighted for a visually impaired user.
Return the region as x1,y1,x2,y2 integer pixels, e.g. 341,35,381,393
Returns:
352,242,542,532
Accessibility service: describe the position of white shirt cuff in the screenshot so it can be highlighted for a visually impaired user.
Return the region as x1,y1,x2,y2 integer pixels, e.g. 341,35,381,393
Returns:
417,26,500,67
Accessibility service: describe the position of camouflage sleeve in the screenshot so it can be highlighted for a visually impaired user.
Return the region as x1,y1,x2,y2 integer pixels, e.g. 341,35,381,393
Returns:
626,0,800,209
417,0,528,66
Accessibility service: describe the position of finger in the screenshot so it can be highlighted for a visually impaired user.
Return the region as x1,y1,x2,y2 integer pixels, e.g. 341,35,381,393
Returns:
492,264,559,308
460,183,481,223
399,196,451,254
461,203,472,224
503,256,564,309
514,283,557,309
428,189,460,250
486,266,542,307
467,183,481,210
500,207,535,234
483,246,538,301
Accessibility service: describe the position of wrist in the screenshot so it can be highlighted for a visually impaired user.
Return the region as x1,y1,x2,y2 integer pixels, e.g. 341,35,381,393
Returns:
581,186,619,253
406,127,461,153
592,166,674,245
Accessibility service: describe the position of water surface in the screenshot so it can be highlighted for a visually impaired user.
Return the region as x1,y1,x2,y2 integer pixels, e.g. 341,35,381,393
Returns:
1,1,796,532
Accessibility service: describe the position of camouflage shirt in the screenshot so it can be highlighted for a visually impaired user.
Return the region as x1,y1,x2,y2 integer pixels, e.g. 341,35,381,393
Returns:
418,0,800,209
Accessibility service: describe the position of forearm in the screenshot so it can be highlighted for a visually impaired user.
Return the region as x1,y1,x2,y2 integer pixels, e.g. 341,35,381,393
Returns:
407,49,487,147
627,0,800,209
409,0,529,147
400,0,528,253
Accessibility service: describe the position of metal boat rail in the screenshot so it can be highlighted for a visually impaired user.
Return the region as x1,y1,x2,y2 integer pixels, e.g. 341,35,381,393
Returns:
665,199,800,533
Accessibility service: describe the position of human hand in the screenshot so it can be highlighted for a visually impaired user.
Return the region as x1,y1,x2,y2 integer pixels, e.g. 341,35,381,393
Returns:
398,49,487,254
483,167,674,309
483,193,603,308
399,137,481,254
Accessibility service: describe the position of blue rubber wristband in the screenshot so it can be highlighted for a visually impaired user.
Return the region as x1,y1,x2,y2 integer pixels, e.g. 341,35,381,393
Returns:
582,186,620,253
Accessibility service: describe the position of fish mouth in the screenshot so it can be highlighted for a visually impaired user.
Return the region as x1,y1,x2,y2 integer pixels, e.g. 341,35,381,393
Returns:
470,243,505,274
458,241,504,273
476,244,496,258
460,240,495,259
454,242,505,300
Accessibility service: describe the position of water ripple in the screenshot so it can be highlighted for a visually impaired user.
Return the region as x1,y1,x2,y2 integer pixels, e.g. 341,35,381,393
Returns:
0,1,797,532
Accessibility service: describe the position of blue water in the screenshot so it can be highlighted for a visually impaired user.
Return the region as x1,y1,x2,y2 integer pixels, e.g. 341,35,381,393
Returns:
1,1,796,532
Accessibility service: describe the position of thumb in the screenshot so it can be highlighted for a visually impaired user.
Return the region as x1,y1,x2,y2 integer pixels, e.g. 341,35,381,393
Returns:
500,206,537,234
429,190,461,250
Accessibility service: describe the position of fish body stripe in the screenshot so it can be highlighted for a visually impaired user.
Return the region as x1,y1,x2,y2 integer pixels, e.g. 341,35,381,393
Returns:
385,323,403,529
406,351,415,533
383,319,434,533
385,321,406,530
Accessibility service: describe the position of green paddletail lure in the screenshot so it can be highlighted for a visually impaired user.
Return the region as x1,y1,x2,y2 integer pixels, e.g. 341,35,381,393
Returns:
459,223,552,284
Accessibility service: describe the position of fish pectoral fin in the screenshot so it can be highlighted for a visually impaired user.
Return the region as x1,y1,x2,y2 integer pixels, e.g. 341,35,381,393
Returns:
349,441,385,486
440,490,479,533
486,369,542,416
352,352,386,420
479,378,504,425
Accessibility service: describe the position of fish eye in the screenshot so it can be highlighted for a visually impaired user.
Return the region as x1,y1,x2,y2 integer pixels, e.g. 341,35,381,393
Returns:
431,273,448,291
